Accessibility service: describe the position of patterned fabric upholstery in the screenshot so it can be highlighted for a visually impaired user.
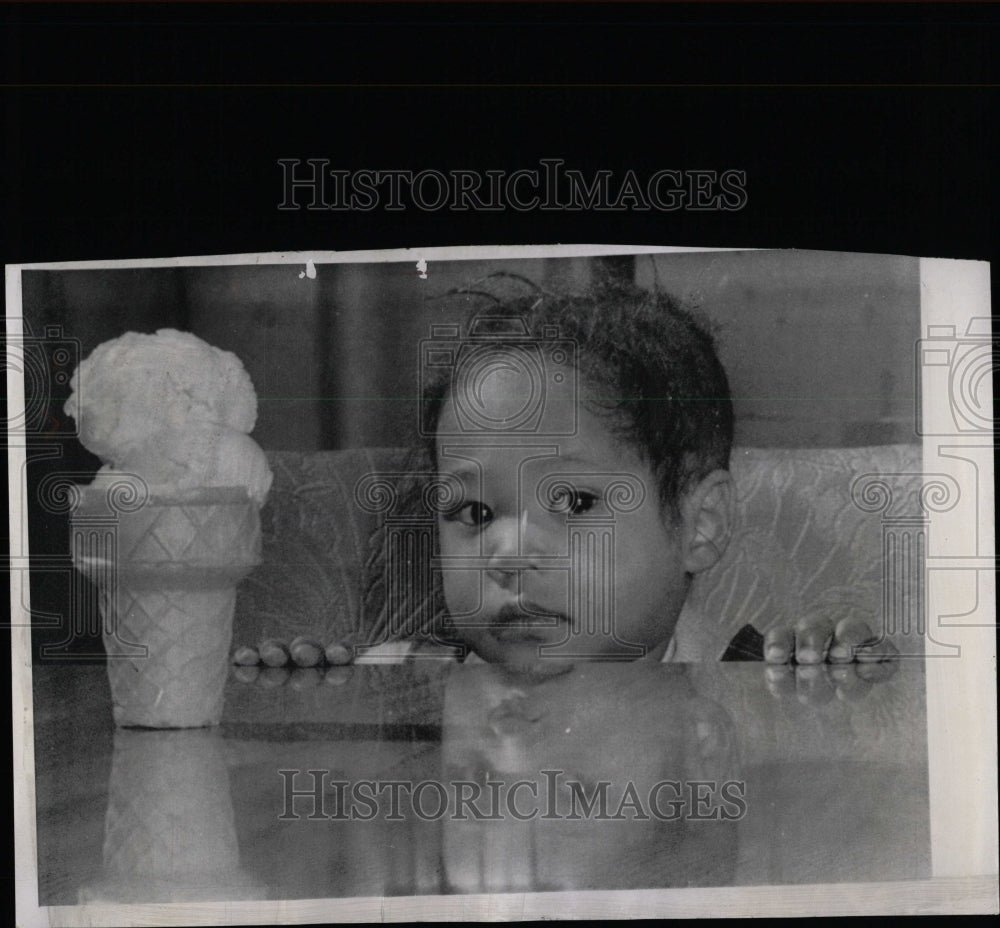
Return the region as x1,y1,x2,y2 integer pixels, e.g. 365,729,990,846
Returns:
235,448,411,648
676,444,924,660
235,445,925,660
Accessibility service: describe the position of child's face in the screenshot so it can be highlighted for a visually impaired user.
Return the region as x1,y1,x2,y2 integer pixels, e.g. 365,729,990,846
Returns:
435,363,694,675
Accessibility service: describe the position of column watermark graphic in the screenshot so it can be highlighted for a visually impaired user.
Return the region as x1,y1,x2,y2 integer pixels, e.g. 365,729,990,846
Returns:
36,472,152,659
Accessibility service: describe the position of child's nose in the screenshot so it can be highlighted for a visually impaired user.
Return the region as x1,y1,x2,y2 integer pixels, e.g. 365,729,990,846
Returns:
484,509,547,587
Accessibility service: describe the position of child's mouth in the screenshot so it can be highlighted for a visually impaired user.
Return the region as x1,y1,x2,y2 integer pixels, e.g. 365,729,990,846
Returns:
490,602,568,643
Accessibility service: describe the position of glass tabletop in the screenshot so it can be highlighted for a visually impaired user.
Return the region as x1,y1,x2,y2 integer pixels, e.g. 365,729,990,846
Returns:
32,658,930,904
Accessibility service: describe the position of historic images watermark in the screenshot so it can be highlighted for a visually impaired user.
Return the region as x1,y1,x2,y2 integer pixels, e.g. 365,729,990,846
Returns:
278,158,748,212
278,770,748,823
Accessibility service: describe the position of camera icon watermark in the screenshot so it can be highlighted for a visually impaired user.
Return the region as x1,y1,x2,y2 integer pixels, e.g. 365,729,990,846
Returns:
4,321,81,443
419,317,578,437
915,317,996,436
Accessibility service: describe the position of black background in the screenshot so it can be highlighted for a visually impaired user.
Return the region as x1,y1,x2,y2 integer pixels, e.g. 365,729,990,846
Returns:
3,2,998,921
3,3,997,263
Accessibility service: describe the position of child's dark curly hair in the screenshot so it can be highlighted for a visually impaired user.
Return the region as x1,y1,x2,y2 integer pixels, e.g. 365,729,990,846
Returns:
418,273,734,520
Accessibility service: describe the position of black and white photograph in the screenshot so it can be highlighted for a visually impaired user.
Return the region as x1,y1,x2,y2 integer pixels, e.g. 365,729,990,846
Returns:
3,3,998,924
7,245,996,923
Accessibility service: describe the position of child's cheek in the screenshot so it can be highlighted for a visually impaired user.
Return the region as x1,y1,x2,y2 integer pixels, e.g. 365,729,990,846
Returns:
441,568,478,618
437,525,479,616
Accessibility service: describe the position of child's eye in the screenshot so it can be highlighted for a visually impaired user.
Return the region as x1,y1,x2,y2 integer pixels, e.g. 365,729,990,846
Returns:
552,488,599,516
446,501,494,527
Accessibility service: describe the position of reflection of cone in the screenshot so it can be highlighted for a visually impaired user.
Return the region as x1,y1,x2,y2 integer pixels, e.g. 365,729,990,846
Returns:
73,487,261,728
80,728,264,903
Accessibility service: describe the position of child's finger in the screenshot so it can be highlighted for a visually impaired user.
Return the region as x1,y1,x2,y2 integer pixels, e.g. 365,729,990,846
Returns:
793,620,834,665
258,638,291,667
289,636,324,667
232,645,260,666
764,627,795,663
828,619,877,663
324,642,354,665
855,636,899,663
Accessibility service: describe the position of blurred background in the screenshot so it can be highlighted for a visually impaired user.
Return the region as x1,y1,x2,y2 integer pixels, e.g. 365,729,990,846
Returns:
22,249,920,453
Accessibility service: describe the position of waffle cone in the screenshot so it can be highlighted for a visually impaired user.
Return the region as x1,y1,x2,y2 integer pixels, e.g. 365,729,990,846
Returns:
102,585,237,727
72,487,261,728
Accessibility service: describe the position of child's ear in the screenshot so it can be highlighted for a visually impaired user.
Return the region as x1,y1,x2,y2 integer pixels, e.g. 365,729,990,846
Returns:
680,469,735,574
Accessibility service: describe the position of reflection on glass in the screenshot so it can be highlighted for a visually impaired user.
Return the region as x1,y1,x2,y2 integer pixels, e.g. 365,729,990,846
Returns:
440,661,741,893
79,728,265,903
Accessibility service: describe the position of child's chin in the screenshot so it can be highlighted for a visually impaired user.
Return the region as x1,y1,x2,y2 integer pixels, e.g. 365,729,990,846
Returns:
471,637,577,681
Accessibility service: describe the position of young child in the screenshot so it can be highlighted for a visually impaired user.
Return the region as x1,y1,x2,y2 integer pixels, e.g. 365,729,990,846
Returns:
240,276,892,673
414,279,735,677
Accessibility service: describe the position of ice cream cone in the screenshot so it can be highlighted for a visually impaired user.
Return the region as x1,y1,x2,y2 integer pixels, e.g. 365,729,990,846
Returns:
73,484,261,728
79,728,265,903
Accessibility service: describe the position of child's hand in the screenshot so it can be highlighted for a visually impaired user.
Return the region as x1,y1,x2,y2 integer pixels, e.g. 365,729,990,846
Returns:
231,636,355,689
763,618,898,665
232,636,355,668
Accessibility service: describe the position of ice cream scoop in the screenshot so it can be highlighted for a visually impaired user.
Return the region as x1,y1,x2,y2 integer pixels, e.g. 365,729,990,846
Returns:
64,328,272,504
107,422,273,505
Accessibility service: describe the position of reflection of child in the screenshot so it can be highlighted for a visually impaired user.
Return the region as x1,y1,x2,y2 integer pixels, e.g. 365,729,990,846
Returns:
238,277,893,672
440,661,740,892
